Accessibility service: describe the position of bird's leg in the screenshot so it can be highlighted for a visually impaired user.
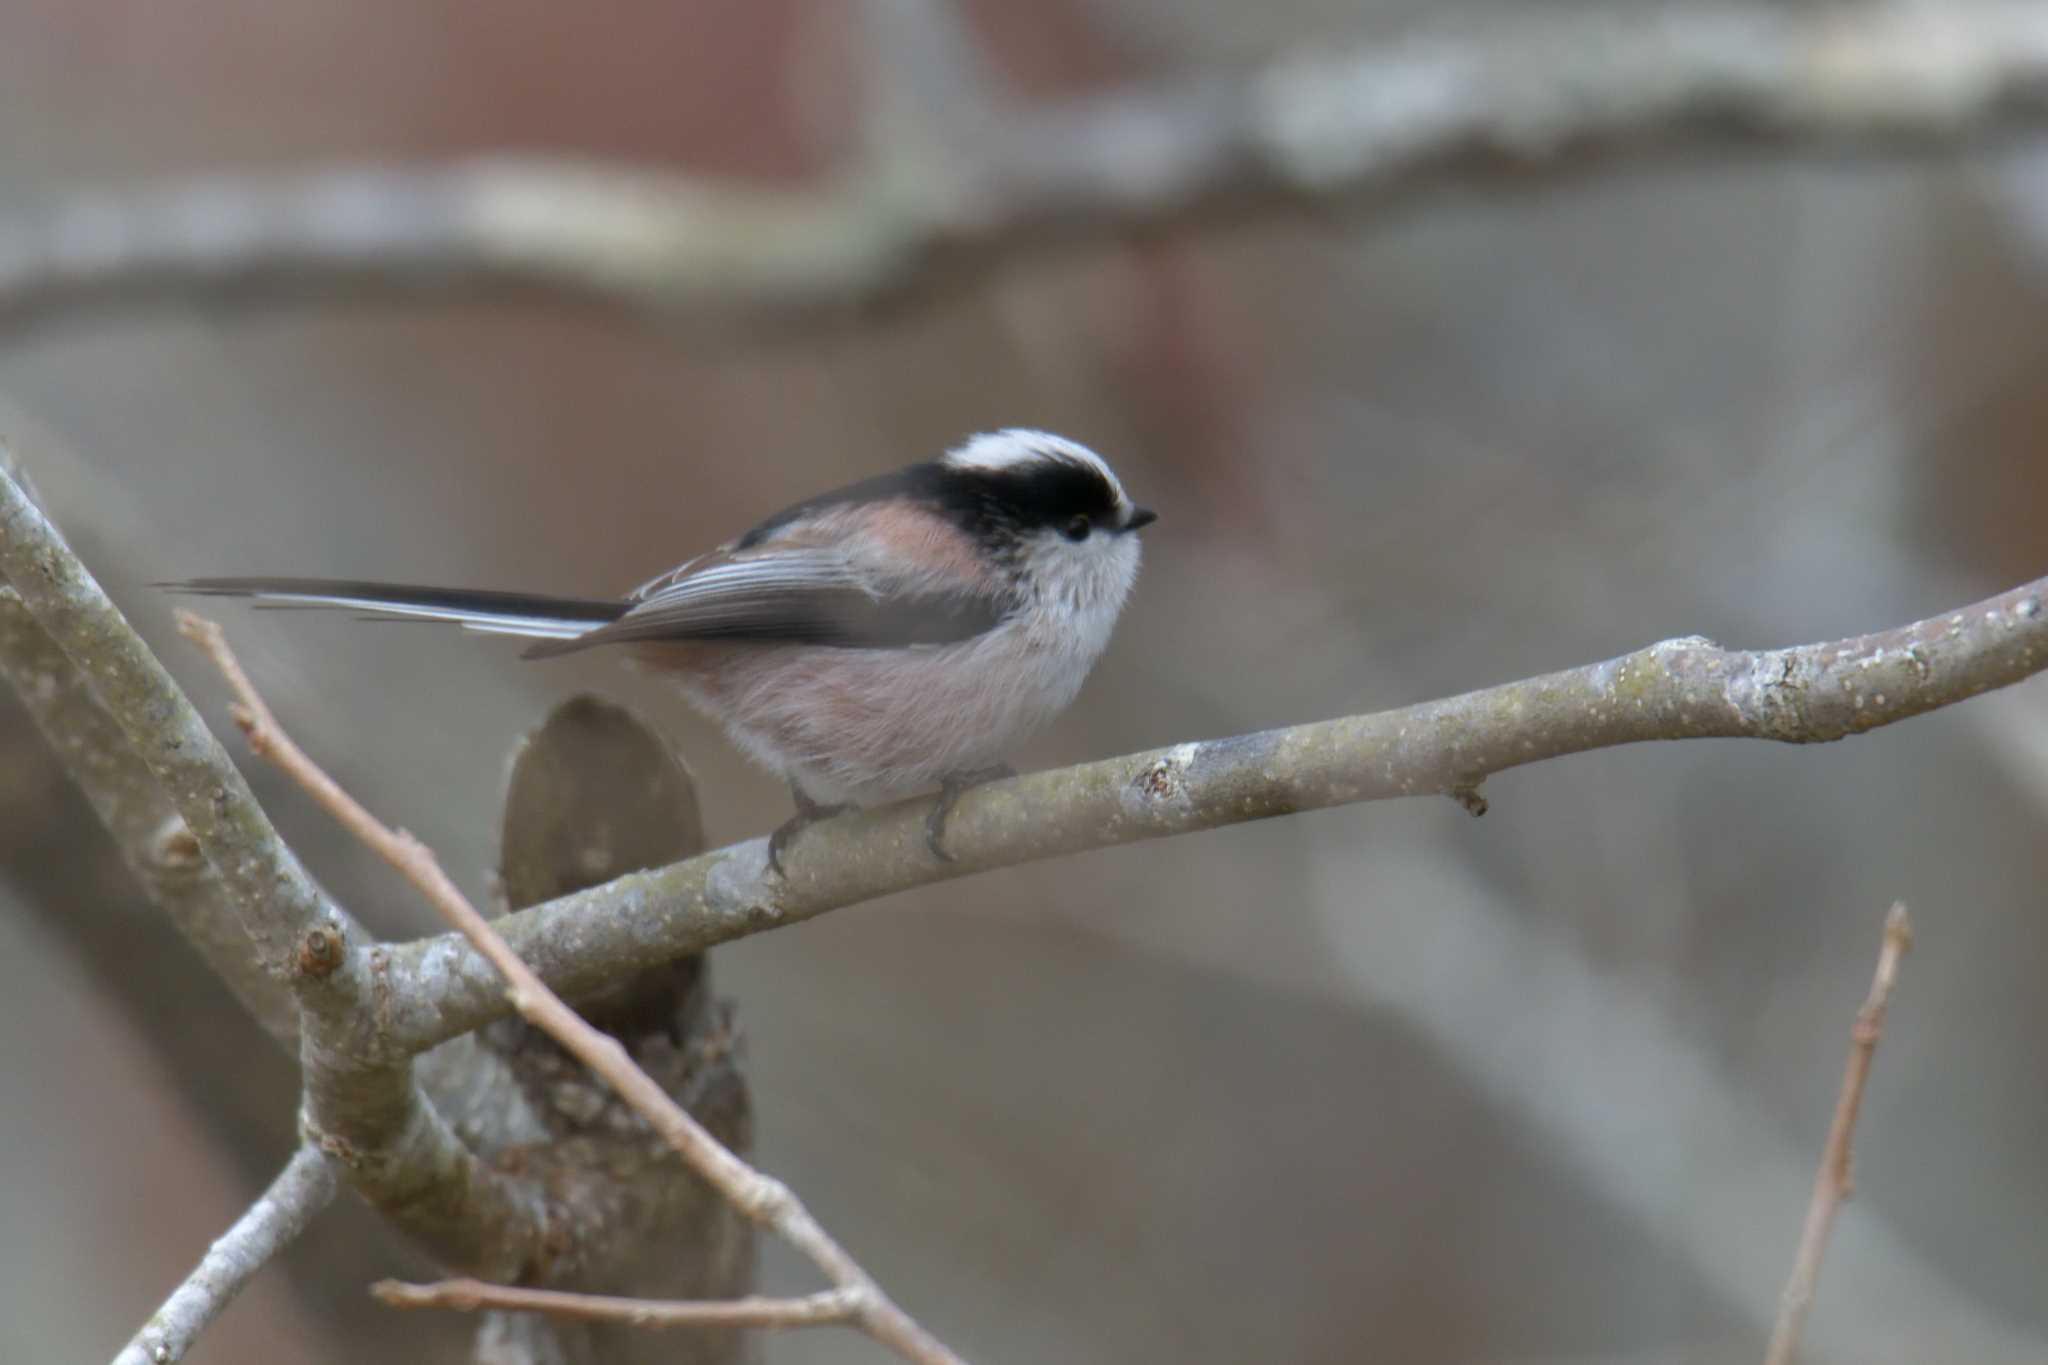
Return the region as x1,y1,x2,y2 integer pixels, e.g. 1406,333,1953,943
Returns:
926,763,1016,863
768,783,847,876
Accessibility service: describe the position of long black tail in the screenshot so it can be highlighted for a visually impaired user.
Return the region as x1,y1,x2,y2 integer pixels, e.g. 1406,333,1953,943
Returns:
166,577,627,648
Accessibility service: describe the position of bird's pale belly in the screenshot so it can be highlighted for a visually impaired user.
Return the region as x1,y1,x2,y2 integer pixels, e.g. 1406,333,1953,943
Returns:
634,626,1086,806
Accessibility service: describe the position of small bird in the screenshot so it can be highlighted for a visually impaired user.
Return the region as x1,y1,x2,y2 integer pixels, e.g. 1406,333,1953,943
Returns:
172,429,1155,871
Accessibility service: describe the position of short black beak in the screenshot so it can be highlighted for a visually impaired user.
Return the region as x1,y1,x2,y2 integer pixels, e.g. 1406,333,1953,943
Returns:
1124,506,1158,532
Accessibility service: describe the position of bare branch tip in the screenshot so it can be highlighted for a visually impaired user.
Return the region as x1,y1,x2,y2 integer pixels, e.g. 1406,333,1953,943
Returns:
172,608,221,647
370,1277,421,1310
1884,901,1915,952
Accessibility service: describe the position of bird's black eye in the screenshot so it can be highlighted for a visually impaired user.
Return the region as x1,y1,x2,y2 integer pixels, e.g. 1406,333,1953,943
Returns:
1063,515,1092,542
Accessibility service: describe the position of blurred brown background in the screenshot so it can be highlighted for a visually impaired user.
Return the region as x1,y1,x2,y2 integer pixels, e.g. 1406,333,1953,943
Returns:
4,2,2048,1362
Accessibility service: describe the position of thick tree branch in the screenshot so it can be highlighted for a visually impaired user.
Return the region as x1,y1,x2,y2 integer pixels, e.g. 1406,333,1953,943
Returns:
1764,903,1915,1365
3,3,2048,331
0,464,351,996
0,460,555,1281
0,584,299,1045
382,574,2048,1051
181,616,968,1365
112,1145,338,1365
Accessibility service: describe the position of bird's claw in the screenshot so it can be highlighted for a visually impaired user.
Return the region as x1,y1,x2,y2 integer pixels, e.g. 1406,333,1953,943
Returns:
768,786,846,877
925,764,1015,863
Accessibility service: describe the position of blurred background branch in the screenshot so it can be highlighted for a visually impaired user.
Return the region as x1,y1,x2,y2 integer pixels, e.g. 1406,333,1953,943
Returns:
2,3,2048,334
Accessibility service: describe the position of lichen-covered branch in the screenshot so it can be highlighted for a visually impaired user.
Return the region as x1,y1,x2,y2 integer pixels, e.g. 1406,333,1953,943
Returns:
3,3,2048,331
0,436,296,1043
0,574,298,1045
183,616,965,1365
112,1145,338,1365
0,458,555,1282
382,574,2048,1051
0,462,349,990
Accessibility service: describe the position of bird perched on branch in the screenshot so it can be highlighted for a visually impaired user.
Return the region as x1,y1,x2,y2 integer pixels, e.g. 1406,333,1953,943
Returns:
172,429,1156,872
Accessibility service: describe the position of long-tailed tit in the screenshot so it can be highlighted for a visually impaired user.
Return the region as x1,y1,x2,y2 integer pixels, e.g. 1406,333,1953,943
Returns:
172,429,1156,871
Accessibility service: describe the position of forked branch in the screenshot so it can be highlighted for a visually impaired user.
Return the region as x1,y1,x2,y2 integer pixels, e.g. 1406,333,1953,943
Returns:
178,612,968,1365
0,461,571,1282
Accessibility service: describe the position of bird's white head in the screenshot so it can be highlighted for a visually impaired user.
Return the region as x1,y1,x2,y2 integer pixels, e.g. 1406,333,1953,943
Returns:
942,429,1154,630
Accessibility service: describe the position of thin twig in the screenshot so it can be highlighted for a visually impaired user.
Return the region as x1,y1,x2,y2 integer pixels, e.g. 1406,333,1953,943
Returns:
1763,903,1915,1365
178,611,968,1365
378,574,2048,1055
112,1146,337,1365
372,1279,861,1330
5,4,2048,331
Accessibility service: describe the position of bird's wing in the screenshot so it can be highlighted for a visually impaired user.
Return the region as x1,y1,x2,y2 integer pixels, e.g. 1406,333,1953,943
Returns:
523,546,1008,658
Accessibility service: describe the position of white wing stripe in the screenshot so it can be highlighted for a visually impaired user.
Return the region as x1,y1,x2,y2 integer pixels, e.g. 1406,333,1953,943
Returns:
246,591,596,639
633,554,869,613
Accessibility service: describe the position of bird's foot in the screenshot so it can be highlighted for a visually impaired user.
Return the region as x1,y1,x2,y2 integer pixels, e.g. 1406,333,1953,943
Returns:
767,785,848,877
926,764,1016,863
